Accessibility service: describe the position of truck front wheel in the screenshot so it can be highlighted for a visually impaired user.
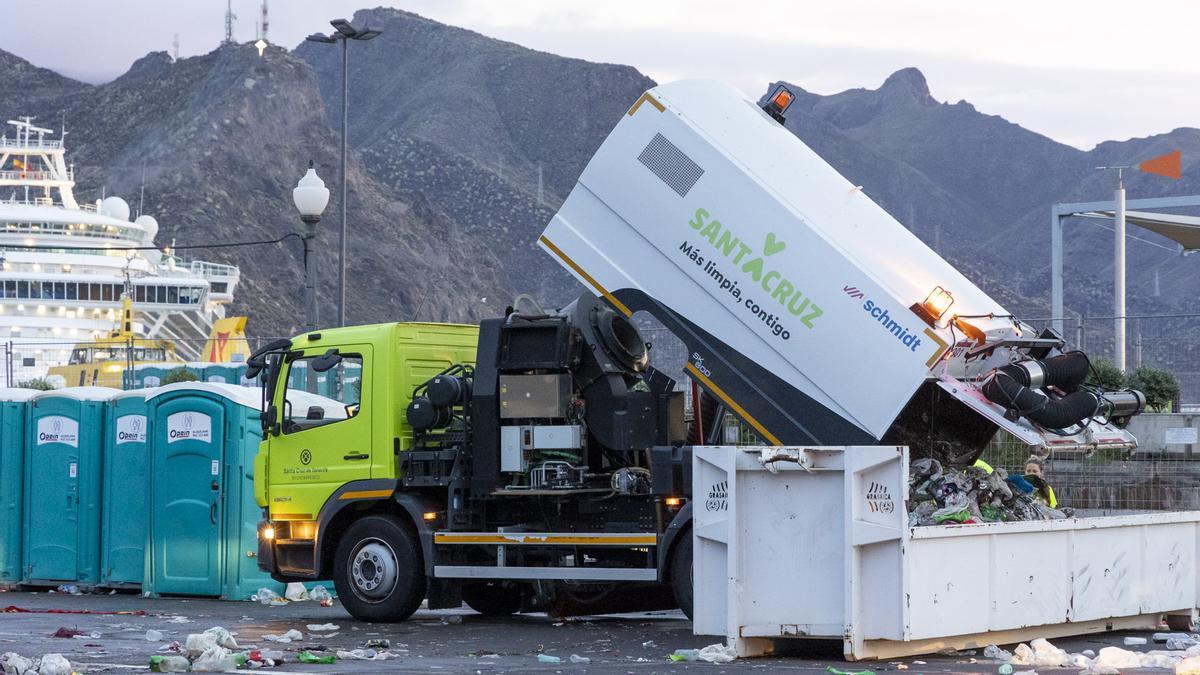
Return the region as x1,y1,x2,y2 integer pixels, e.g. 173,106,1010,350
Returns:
333,515,426,622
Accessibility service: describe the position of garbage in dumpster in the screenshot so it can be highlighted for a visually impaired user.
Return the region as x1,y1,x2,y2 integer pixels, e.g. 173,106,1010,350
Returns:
908,459,1069,526
297,651,336,664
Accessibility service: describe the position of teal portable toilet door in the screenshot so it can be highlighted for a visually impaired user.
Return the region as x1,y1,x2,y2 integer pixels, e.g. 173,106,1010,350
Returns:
26,405,81,582
152,396,225,596
102,394,150,586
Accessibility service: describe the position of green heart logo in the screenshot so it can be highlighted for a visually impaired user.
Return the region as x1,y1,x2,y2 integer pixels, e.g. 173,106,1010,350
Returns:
763,232,786,256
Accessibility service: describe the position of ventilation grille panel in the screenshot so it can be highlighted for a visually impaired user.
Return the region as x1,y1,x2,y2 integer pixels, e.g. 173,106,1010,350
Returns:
637,133,704,197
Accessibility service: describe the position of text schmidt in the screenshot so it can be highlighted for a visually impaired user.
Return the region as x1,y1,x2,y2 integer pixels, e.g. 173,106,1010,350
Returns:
863,300,922,352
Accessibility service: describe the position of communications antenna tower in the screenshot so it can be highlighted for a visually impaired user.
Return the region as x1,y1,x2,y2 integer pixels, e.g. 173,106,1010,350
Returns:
223,0,237,44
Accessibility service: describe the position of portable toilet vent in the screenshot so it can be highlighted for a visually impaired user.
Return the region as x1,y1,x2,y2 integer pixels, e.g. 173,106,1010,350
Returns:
24,387,119,587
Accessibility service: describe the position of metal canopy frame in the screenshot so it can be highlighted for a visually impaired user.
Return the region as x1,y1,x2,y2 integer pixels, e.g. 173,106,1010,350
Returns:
1050,194,1200,337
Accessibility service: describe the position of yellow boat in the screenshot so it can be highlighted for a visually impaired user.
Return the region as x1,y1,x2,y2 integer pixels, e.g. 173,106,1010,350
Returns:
47,295,251,388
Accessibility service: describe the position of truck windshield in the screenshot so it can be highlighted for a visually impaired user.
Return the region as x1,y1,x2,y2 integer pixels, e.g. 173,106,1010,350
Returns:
281,354,363,434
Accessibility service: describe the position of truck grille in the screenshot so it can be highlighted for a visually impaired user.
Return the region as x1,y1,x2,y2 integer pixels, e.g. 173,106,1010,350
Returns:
637,133,704,197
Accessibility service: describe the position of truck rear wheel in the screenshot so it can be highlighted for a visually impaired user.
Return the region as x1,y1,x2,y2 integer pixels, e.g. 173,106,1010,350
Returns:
333,515,426,622
462,581,524,616
669,529,694,620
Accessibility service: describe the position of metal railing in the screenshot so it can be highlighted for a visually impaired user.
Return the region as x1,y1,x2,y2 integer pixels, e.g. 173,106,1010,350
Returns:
0,138,62,150
0,169,72,183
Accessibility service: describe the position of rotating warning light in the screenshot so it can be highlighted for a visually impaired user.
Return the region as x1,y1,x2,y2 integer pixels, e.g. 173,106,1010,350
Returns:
912,286,954,327
924,286,954,320
762,85,796,123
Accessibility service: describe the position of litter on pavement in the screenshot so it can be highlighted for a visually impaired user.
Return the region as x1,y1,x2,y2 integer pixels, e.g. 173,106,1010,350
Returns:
263,628,303,643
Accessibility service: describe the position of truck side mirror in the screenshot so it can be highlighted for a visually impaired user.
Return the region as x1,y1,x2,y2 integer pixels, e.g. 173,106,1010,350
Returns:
311,348,343,373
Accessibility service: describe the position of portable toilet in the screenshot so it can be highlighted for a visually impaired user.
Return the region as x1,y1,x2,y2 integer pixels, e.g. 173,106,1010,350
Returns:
238,363,260,389
0,388,38,586
287,359,309,392
204,363,244,385
341,361,363,405
135,364,169,389
100,389,154,588
24,387,118,587
145,382,281,599
185,362,211,383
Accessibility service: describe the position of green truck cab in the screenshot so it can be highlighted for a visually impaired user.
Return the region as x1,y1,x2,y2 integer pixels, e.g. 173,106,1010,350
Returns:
252,296,695,622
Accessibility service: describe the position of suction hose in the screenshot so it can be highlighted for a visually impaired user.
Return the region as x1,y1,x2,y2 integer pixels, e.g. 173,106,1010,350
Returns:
996,351,1090,391
982,371,1101,430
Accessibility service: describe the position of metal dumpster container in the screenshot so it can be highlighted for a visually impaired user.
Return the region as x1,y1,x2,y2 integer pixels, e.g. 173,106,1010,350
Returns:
144,382,282,599
24,387,119,587
693,445,1200,661
0,388,38,586
100,389,154,588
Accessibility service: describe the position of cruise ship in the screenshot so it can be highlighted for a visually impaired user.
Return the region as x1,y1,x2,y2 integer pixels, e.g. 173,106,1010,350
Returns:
0,117,240,370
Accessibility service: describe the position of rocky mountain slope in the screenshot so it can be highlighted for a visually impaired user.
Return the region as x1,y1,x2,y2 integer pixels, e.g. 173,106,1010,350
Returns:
0,46,512,336
296,7,654,305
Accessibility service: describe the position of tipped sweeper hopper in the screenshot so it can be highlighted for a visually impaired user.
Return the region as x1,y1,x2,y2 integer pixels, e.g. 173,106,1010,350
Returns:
540,80,1185,659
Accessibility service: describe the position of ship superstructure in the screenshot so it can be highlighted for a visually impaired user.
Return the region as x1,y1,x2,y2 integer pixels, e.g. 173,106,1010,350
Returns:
0,117,240,369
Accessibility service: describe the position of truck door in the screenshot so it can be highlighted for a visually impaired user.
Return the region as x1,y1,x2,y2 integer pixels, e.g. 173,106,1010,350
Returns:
266,346,373,521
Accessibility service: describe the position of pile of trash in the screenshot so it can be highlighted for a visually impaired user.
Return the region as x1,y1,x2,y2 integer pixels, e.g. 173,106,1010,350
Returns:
908,458,1069,526
992,635,1200,674
143,624,401,672
252,583,333,607
0,653,73,675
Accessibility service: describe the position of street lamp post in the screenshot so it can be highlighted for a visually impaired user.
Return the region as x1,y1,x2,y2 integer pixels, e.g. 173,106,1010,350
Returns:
305,19,382,327
293,161,330,332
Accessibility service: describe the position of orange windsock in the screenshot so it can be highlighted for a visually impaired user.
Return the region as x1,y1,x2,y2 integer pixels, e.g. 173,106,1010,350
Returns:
1138,149,1182,180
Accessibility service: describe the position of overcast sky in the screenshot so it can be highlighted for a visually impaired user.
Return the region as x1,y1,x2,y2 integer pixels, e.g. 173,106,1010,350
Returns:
4,1,1197,149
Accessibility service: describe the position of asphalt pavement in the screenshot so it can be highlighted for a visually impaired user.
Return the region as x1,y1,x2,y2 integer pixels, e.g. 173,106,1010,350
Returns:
0,589,1177,673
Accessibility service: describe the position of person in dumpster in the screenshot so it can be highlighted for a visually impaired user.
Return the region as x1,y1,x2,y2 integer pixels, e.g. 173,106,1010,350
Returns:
1022,455,1058,508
